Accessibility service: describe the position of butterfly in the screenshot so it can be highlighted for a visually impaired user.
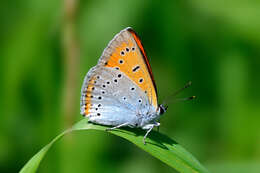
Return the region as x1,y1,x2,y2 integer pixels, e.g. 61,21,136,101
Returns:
80,27,167,144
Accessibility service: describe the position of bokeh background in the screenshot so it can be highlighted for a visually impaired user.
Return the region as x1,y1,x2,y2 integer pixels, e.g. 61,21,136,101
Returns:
1,0,260,172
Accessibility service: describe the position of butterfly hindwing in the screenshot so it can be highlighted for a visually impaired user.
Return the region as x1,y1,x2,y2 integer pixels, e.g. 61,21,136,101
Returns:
80,65,151,126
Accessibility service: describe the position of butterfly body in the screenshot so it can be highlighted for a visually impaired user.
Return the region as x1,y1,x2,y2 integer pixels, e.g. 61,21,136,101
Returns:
80,27,164,143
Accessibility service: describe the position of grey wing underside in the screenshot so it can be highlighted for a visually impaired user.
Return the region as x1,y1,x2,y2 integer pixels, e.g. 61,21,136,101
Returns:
80,65,150,126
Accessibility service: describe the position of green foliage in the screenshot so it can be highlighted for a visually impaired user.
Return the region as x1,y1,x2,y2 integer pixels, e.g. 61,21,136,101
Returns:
20,119,209,173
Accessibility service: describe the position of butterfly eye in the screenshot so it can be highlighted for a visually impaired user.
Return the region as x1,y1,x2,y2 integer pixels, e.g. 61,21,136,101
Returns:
119,59,124,64
131,87,135,91
139,78,143,83
118,74,122,78
98,96,102,100
126,47,129,52
98,104,101,107
97,113,101,116
132,47,135,51
138,99,142,103
115,67,120,70
106,81,110,84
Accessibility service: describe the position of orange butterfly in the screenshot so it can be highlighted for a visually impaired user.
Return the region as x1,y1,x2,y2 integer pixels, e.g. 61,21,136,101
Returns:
81,27,166,144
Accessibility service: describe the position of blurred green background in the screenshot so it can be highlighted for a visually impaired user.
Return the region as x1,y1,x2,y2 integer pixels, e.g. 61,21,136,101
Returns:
1,0,260,172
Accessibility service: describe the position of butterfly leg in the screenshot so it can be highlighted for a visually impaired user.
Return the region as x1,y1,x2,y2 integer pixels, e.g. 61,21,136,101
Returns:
156,120,160,132
143,122,160,144
105,122,129,131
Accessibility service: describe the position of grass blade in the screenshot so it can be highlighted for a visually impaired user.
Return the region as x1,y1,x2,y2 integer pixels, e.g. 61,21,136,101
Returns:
20,118,209,173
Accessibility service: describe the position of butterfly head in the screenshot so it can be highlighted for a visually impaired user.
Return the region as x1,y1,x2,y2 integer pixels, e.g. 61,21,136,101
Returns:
157,104,168,115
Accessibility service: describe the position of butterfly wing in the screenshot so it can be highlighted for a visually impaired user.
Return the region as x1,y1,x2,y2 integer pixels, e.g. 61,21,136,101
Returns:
98,27,158,108
80,28,158,126
81,65,151,126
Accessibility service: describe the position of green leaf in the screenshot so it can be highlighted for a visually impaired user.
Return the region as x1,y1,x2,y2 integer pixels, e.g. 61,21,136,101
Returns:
19,119,210,173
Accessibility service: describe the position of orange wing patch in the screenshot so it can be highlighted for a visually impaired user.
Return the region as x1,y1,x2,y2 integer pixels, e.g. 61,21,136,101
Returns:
104,38,158,108
82,76,96,116
127,28,157,94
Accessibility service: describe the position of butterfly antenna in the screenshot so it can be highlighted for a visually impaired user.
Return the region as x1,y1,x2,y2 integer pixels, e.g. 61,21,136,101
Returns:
161,81,195,109
174,96,196,102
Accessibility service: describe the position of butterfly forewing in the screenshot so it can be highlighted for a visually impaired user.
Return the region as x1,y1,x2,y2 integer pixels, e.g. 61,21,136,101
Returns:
98,27,158,108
